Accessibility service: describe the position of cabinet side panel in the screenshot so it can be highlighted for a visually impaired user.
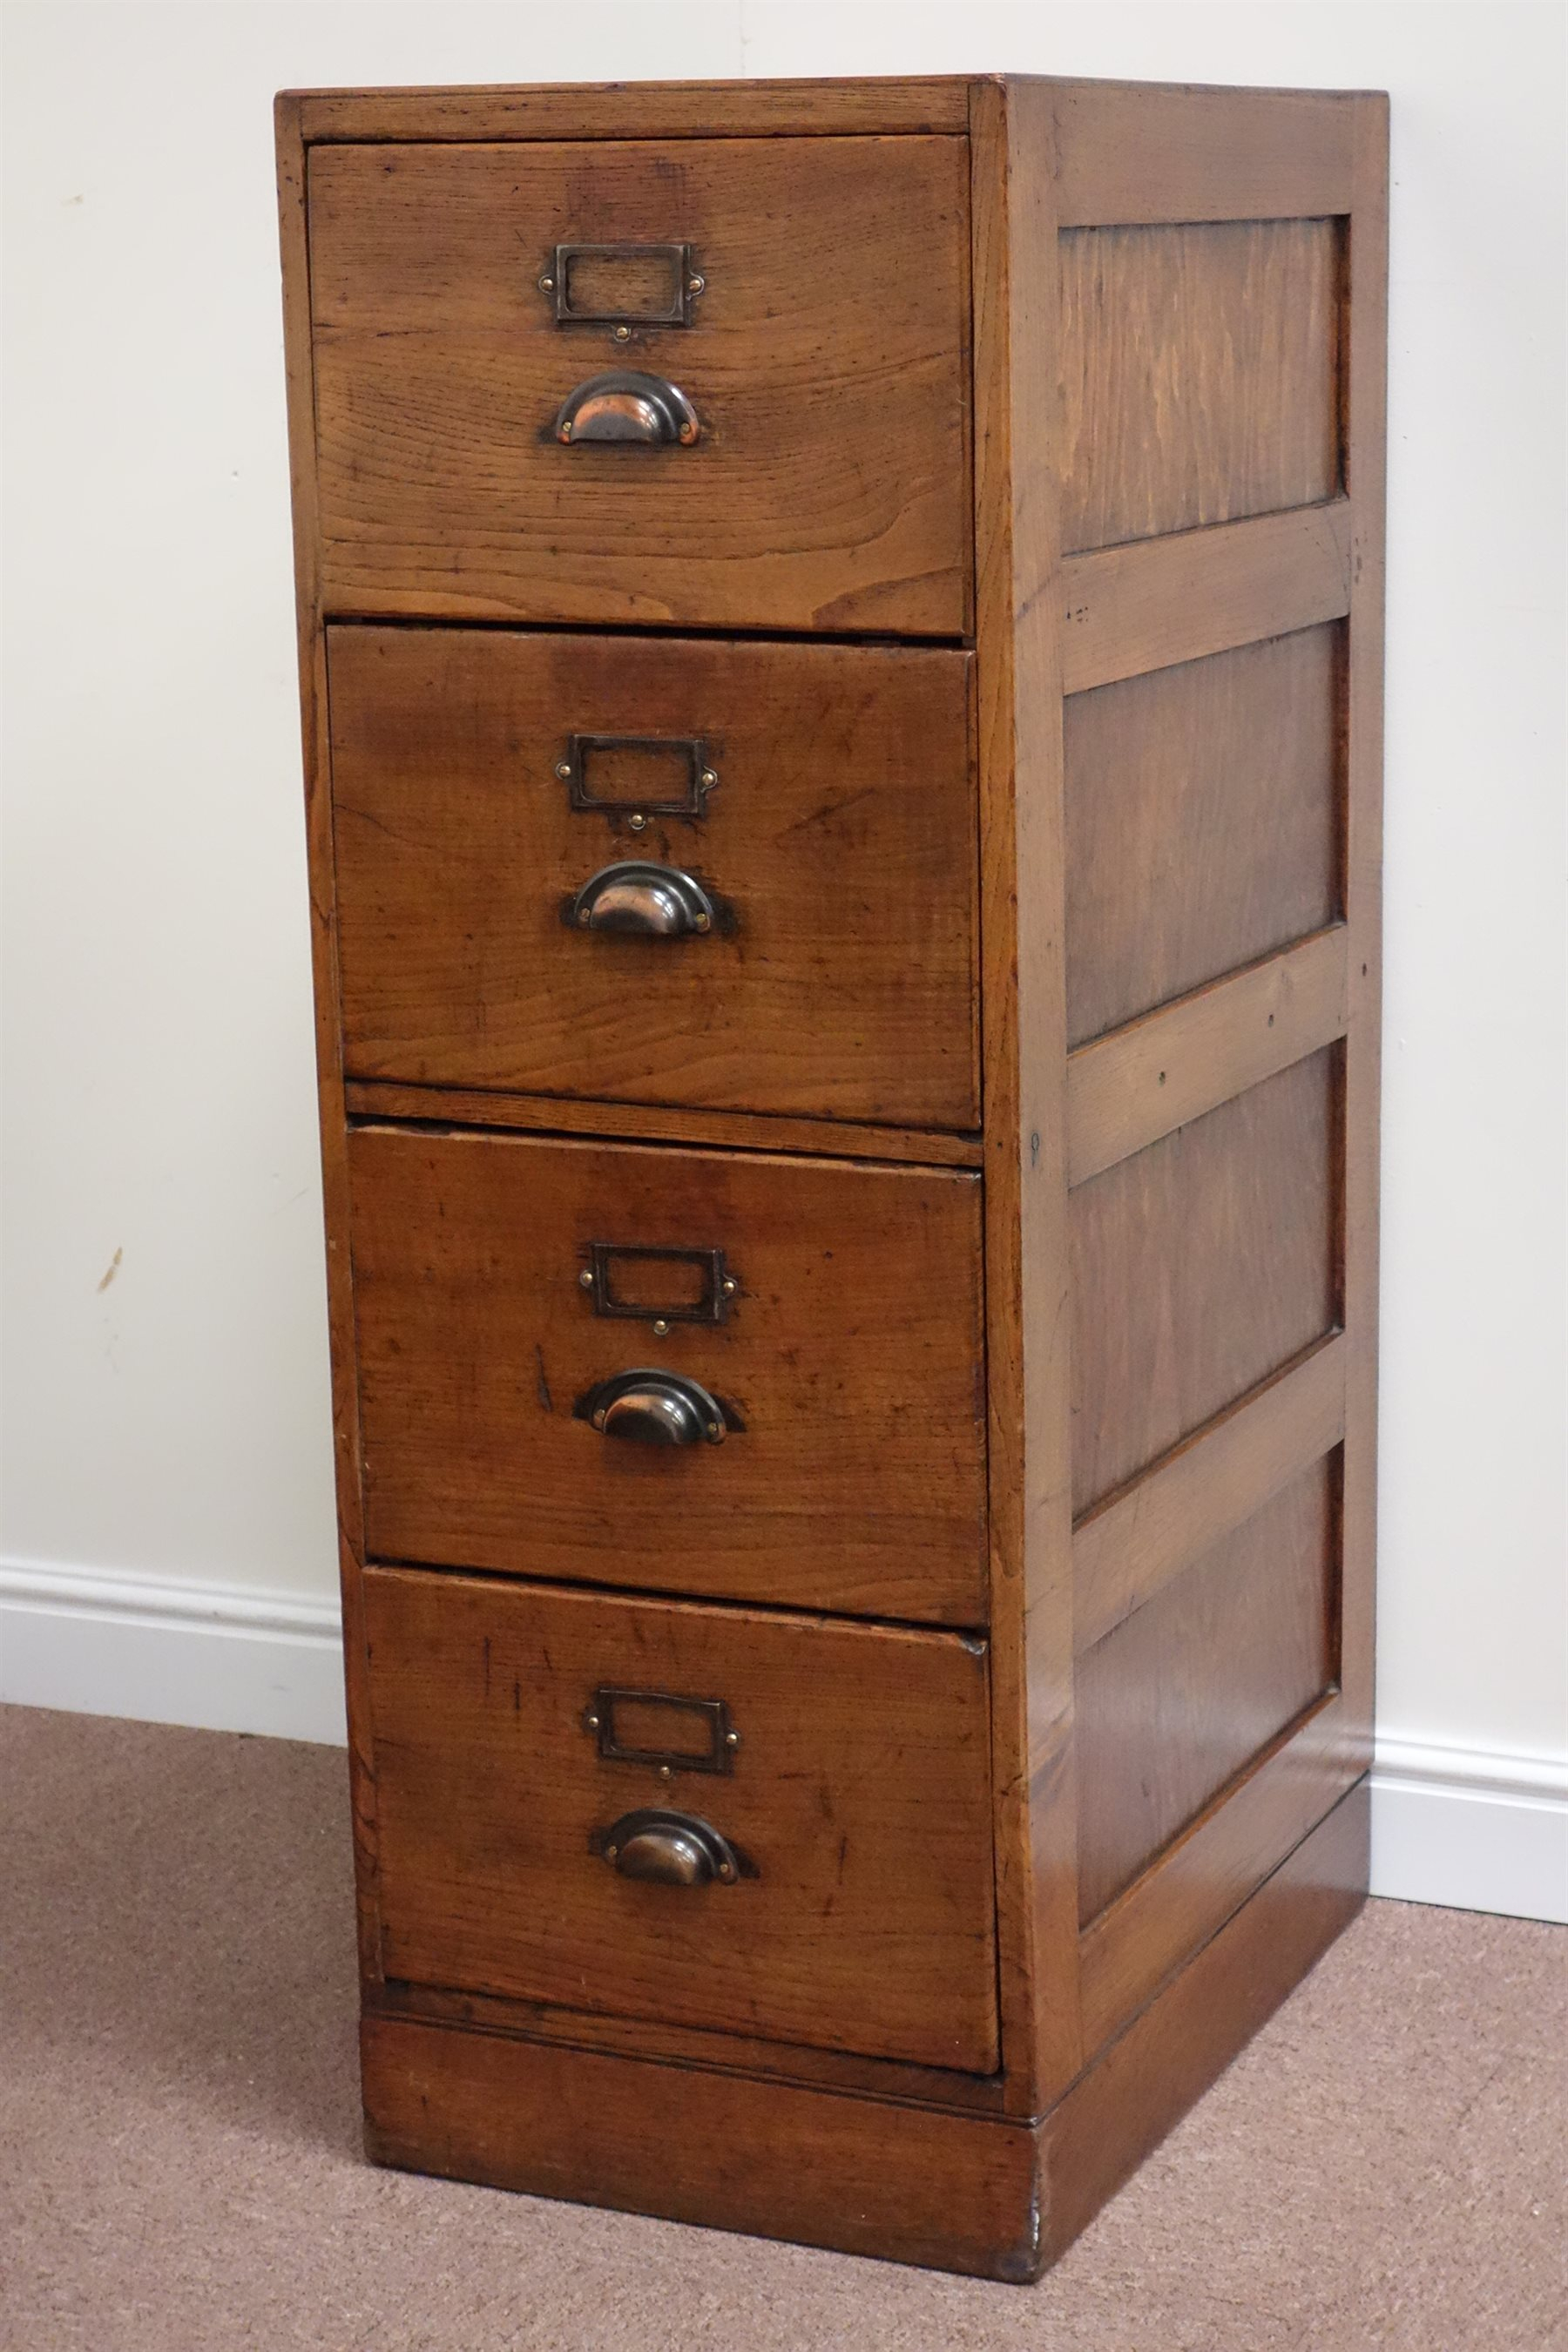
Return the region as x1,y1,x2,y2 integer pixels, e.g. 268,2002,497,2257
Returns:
1076,1456,1337,1921
1071,1049,1339,1514
1059,219,1342,552
1064,625,1342,1047
1057,86,1382,2074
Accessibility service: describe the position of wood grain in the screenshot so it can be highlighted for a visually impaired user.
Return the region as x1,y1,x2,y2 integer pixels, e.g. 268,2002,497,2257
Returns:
1078,1693,1358,2052
344,1083,983,1168
295,78,975,144
1047,79,1359,227
1062,499,1353,693
1064,623,1342,1048
363,1567,998,2072
1042,1776,1369,2254
1073,1333,1347,1655
1071,1048,1339,1514
1076,1461,1336,1922
329,627,977,1127
308,137,971,633
348,1125,989,1623
276,71,1385,2274
969,76,1084,2118
373,1973,1016,2116
1060,220,1342,554
362,1772,1369,2280
363,2014,1044,2281
1065,926,1348,1186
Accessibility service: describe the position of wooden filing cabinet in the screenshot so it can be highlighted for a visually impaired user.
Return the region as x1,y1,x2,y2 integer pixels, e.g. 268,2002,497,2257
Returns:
277,72,1387,2281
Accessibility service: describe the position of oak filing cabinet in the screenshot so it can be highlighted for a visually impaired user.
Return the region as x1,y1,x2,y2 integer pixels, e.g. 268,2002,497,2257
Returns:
277,73,1387,2279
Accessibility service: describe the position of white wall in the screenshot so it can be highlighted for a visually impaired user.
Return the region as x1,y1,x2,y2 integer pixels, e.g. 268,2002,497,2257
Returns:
2,2,1564,1918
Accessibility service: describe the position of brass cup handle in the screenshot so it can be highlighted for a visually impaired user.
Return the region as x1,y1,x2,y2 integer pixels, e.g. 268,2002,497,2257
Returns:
554,370,700,446
571,862,714,937
582,1369,727,1447
594,1808,742,1887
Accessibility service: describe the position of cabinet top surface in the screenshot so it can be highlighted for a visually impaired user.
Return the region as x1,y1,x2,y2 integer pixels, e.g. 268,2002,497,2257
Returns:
278,75,1384,145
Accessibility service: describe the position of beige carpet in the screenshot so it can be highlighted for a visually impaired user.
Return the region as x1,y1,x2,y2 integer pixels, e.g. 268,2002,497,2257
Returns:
1,1704,1562,2351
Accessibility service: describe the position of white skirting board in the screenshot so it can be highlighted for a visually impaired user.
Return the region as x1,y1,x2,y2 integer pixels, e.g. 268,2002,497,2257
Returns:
2,1558,1564,1924
0,1559,346,1748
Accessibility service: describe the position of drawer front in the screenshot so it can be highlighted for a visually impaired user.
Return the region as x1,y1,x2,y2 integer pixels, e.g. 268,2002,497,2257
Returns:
363,1567,999,2072
329,627,978,1129
348,1126,988,1625
308,138,971,633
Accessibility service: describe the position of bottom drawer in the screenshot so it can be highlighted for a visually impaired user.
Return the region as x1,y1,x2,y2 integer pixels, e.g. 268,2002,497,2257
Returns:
363,1567,999,2074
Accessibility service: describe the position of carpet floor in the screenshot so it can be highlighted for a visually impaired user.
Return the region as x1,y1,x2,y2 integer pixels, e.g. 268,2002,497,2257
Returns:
1,1702,1562,2351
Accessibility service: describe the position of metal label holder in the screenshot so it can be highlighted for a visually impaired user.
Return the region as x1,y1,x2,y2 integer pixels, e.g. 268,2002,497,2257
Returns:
545,242,701,328
585,1687,739,1777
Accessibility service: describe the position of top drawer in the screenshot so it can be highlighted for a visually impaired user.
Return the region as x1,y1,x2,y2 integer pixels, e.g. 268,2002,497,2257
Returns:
307,137,972,634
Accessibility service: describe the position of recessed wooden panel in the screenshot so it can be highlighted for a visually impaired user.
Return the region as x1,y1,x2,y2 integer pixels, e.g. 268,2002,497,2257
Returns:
328,626,977,1128
1071,1049,1339,1514
308,137,970,632
348,1125,988,1624
362,1568,998,2072
1076,1457,1337,1923
1059,219,1342,555
1064,626,1342,1047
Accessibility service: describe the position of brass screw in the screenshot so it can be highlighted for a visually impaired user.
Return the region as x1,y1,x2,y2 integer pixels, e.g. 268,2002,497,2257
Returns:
578,908,593,927
605,1843,618,1863
693,912,711,933
687,274,706,295
706,1422,723,1442
591,1408,606,1429
558,421,573,442
717,1861,734,1882
677,421,699,446
725,1730,740,1748
700,768,719,789
652,1318,670,1336
555,760,573,781
538,274,555,293
659,1764,672,1781
721,1277,738,1298
612,324,632,344
585,1713,600,1731
578,1268,594,1289
627,812,647,833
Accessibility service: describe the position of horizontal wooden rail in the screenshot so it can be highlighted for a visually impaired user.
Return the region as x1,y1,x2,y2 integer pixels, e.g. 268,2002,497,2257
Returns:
1066,926,1349,1187
1052,82,1357,227
1072,1333,1348,1656
295,80,972,144
1078,1693,1360,2053
342,1082,984,1170
1061,500,1353,693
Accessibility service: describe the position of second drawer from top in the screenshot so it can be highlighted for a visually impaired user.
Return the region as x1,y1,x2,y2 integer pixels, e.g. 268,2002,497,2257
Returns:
328,626,978,1130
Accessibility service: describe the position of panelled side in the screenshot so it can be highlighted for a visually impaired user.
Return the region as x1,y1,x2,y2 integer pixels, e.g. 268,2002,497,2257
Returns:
1048,81,1383,2062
